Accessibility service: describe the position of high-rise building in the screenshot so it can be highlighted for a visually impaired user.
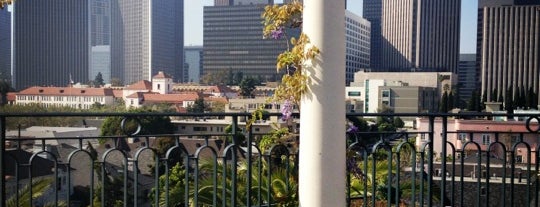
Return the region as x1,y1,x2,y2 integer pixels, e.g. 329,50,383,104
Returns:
379,0,461,73
111,0,184,85
90,0,111,84
184,46,203,83
0,7,10,80
345,10,370,86
12,1,89,90
362,0,382,70
477,0,540,103
203,4,296,82
457,54,478,103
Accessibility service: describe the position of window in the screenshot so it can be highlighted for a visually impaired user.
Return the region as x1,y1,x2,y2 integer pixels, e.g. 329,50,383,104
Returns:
157,84,161,90
516,155,523,163
382,90,390,98
193,127,207,132
348,91,361,96
458,133,467,142
482,134,491,145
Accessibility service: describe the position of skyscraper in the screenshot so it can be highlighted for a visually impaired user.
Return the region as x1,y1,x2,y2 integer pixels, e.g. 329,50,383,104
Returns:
0,7,10,80
379,0,461,73
111,0,184,85
362,0,382,70
345,10,370,86
203,4,295,82
12,1,89,90
184,46,203,83
90,0,111,84
477,0,540,103
457,54,478,103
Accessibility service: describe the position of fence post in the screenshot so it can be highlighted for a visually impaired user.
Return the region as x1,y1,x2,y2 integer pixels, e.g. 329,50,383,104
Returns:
0,115,5,207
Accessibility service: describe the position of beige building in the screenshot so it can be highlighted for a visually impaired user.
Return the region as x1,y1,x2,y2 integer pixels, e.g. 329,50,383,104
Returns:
478,2,540,103
380,0,461,73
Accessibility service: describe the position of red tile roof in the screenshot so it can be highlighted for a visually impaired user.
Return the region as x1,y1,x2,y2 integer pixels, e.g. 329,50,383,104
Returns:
143,92,200,104
204,85,236,93
112,89,123,98
125,80,152,90
7,92,16,101
17,87,114,96
152,71,172,79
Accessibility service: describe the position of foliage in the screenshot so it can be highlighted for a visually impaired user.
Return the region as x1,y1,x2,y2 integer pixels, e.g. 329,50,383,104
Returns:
239,77,257,98
201,70,229,86
393,117,405,128
0,103,84,130
187,97,207,113
0,0,12,9
110,78,123,87
100,108,174,143
94,72,105,87
7,178,67,207
261,1,319,105
149,163,188,206
225,124,246,145
259,126,293,153
150,157,299,207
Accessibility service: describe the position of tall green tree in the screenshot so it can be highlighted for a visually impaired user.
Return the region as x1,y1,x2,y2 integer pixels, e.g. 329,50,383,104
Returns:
239,77,256,98
0,72,12,106
234,71,244,85
94,72,105,87
440,91,448,112
187,97,207,113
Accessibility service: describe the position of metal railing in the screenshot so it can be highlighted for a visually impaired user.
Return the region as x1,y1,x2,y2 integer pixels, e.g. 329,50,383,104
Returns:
1,112,540,206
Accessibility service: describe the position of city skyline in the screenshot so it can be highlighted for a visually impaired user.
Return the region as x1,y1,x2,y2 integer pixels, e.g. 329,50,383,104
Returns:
183,0,479,54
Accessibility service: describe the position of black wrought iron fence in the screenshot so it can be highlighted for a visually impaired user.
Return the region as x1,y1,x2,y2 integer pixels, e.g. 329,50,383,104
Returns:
1,112,540,207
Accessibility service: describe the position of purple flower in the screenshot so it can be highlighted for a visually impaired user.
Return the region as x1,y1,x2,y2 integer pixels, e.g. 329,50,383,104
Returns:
270,27,284,40
347,123,359,133
281,99,293,121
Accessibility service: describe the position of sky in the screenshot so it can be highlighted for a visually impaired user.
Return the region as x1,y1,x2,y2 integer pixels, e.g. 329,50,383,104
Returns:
184,0,478,54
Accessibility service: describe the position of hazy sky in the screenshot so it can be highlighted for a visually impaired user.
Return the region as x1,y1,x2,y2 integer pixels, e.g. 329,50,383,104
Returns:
184,0,478,54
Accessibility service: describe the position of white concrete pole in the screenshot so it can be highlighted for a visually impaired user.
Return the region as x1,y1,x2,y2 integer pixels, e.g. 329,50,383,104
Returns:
299,0,346,206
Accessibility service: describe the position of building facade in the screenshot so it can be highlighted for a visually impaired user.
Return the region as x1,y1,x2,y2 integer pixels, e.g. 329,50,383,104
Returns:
111,0,184,85
12,1,89,90
203,4,295,82
380,0,461,73
90,0,111,84
477,1,540,104
345,10,370,86
184,46,203,83
458,54,478,103
0,7,10,80
362,0,382,70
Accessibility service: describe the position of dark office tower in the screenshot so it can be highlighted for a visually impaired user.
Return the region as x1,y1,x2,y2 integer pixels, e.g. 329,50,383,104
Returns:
0,8,10,80
380,0,461,73
111,0,183,85
12,1,89,90
458,54,478,103
363,0,382,70
477,1,540,103
203,4,296,82
184,46,203,83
